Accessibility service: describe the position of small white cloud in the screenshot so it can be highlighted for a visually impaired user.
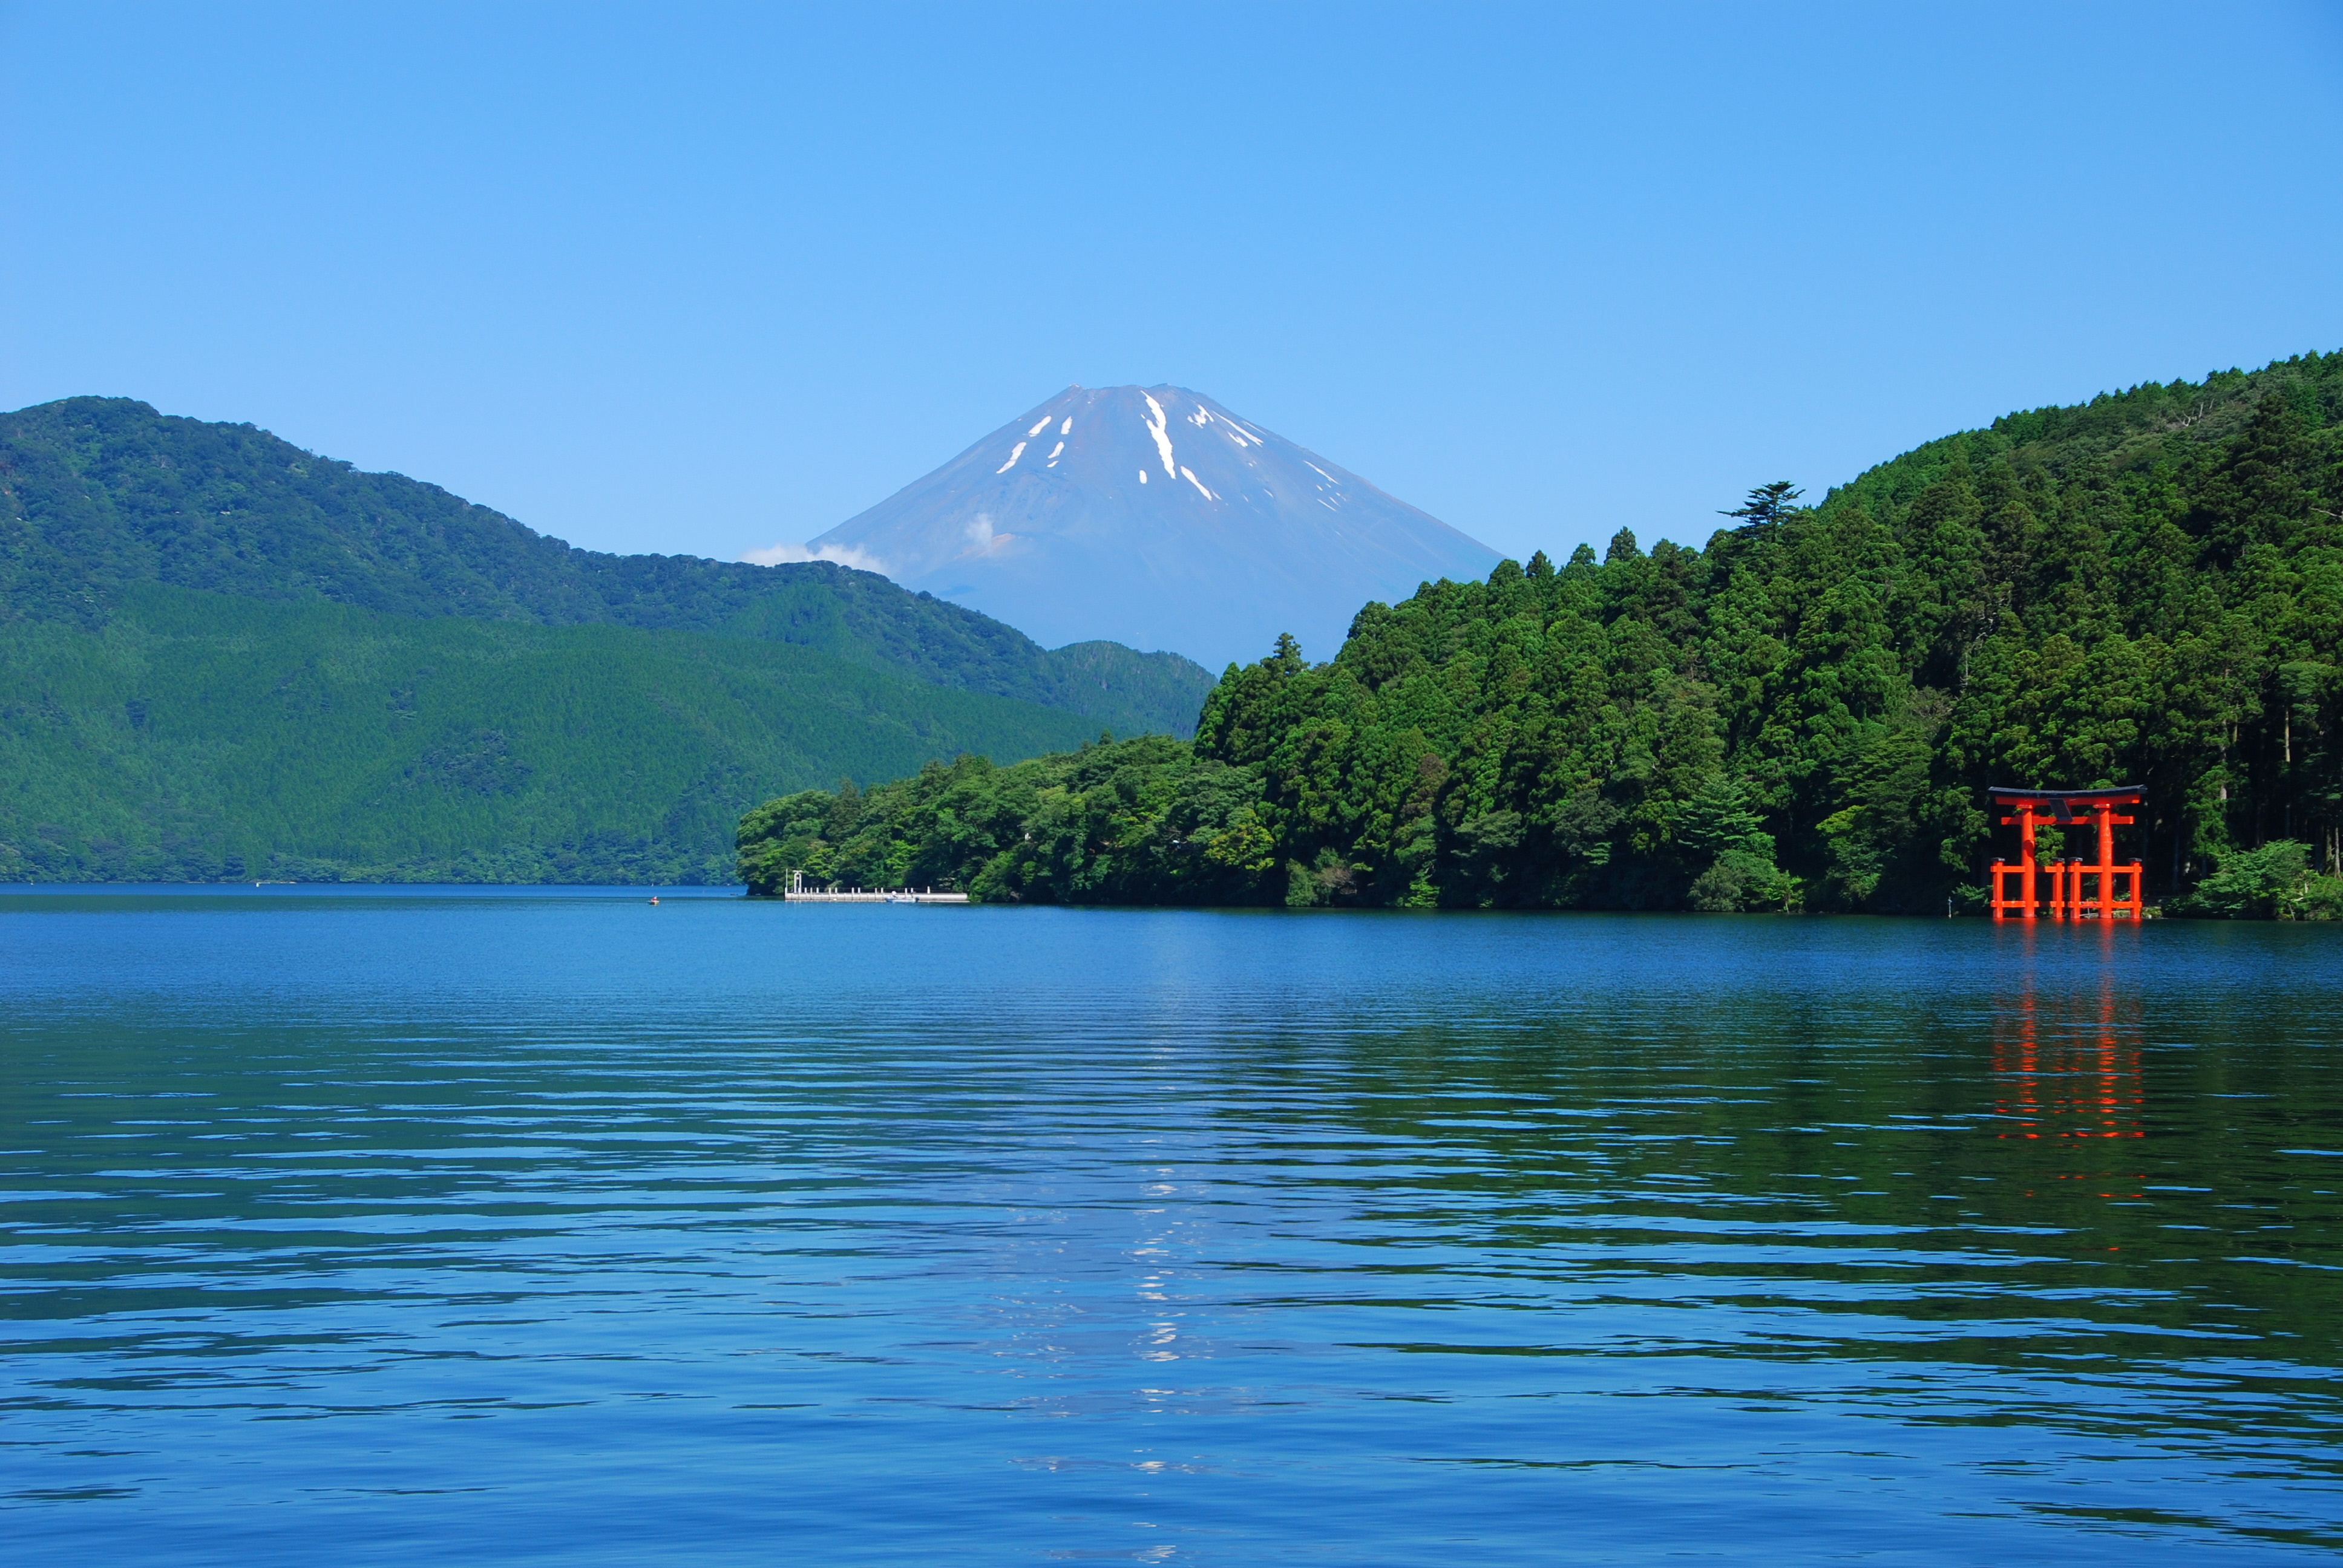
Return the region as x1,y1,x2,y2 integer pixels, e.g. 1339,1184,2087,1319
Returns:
741,540,890,573
949,512,1017,561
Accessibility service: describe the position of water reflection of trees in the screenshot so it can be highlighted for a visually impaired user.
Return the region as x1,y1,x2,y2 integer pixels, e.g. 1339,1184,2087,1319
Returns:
1214,952,2342,1381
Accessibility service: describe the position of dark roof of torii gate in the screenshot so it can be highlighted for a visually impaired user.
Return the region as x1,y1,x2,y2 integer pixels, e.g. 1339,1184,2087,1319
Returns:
1987,785,2142,799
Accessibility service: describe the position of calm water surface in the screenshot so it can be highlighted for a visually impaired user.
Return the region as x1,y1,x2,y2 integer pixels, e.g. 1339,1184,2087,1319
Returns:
2,890,2339,1563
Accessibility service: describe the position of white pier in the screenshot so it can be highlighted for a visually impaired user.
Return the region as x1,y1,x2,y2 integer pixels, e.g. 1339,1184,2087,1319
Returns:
783,871,969,904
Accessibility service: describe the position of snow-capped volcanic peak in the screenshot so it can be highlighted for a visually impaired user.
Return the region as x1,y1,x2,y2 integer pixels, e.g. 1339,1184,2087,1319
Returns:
782,385,1499,669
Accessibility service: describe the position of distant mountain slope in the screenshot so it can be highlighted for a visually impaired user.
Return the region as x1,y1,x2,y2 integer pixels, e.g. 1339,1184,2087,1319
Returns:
802,385,1501,669
0,396,1213,737
0,584,1111,884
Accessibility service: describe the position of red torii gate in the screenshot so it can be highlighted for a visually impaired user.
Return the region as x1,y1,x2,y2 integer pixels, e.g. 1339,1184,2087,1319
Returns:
1988,786,2144,921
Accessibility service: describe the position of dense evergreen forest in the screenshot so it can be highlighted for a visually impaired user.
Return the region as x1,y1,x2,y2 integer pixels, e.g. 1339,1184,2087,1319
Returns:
1,586,1121,884
0,398,1211,882
739,350,2343,916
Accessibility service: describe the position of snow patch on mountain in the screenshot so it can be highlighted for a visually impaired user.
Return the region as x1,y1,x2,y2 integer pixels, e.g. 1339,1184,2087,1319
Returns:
1140,394,1178,479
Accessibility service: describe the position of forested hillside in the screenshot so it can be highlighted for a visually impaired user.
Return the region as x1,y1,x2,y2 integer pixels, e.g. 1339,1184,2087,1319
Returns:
739,350,2343,915
0,397,1217,883
1,586,1115,883
0,397,1213,736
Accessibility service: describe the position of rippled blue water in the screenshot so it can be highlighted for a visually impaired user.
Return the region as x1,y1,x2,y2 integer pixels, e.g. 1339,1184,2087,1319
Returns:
3,889,2341,1563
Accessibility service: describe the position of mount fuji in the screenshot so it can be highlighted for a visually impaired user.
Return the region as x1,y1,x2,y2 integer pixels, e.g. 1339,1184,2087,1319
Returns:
772,386,1501,671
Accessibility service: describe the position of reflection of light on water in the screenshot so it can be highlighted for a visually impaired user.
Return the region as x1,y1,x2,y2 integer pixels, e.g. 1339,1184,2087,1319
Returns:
1136,1168,1180,1362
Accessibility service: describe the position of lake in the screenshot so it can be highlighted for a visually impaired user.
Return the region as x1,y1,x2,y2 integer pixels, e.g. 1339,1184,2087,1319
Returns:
3,890,2339,1563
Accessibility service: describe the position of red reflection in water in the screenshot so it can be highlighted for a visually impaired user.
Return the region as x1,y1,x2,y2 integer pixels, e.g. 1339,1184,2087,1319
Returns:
1992,926,2145,1200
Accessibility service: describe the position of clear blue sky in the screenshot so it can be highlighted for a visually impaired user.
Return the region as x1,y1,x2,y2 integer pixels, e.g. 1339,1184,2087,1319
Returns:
4,2,2340,569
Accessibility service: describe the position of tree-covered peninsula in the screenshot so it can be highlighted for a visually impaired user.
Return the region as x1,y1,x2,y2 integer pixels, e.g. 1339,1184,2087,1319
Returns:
738,350,2343,915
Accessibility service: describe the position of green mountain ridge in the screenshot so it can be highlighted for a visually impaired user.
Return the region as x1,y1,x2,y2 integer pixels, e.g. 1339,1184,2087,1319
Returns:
0,396,1214,734
739,349,2343,916
0,397,1214,883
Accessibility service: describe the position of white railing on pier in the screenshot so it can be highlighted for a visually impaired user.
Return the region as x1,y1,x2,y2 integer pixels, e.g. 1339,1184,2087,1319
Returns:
783,869,969,904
